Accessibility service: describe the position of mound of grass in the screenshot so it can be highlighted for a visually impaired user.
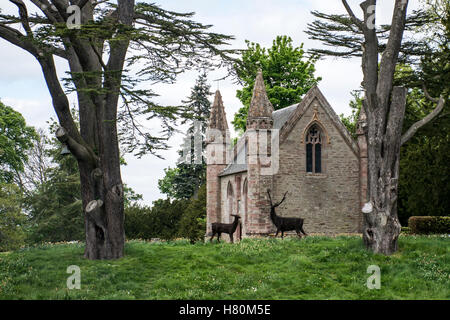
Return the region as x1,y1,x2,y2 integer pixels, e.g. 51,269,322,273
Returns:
0,236,448,299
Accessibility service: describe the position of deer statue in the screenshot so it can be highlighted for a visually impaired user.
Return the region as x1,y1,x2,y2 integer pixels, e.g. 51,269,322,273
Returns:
210,214,241,243
267,189,307,239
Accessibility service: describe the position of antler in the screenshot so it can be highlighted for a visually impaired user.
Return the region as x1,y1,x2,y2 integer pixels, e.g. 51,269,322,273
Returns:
267,189,288,208
276,191,288,207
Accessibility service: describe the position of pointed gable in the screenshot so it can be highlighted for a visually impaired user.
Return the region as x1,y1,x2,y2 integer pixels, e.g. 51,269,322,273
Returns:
247,71,274,122
208,90,228,131
279,85,359,156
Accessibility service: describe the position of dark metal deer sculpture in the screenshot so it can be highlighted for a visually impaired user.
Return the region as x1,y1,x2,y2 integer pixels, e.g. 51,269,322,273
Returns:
267,189,307,239
210,214,241,243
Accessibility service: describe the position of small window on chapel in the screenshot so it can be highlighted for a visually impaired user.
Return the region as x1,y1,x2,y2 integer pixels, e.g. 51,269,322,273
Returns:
306,125,322,173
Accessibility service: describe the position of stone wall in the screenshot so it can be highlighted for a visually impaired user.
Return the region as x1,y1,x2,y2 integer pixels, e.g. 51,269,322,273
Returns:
218,172,247,240
206,164,226,235
272,97,362,234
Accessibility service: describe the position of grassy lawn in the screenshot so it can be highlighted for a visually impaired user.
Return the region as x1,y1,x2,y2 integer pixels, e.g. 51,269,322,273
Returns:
0,236,448,300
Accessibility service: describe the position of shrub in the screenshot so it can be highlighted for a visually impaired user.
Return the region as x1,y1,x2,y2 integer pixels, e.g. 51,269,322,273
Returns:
408,216,450,234
401,227,411,234
178,184,206,243
0,183,27,252
125,199,188,241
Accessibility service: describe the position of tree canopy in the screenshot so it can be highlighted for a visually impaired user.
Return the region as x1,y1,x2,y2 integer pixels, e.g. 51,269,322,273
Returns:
307,0,447,254
232,35,321,132
0,101,36,184
0,0,236,259
159,72,212,200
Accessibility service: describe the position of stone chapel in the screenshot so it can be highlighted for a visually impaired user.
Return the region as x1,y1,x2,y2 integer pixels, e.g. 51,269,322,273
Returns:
206,71,368,240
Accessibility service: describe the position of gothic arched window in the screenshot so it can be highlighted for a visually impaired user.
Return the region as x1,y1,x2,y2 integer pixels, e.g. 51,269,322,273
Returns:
227,182,234,222
306,125,322,173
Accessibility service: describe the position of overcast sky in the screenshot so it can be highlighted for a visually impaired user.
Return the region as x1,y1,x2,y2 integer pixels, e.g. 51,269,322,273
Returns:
0,0,422,205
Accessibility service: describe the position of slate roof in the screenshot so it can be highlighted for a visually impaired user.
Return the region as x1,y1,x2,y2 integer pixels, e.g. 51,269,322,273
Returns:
218,103,298,177
217,85,359,177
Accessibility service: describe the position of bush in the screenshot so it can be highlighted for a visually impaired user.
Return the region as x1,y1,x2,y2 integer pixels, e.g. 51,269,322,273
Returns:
408,216,450,234
401,227,411,234
125,199,188,240
0,183,27,252
178,184,206,243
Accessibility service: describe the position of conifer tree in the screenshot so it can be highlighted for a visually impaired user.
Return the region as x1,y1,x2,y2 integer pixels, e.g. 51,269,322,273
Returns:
0,0,234,259
159,72,213,200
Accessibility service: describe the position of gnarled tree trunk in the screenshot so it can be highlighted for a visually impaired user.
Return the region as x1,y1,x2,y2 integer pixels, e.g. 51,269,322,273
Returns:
342,0,445,254
362,87,406,254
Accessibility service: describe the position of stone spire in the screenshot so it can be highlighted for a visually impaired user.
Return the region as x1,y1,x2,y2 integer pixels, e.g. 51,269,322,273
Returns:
208,90,228,131
247,70,274,129
206,90,229,238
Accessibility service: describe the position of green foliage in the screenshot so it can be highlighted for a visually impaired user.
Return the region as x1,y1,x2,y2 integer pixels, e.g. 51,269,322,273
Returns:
398,130,449,224
124,198,188,241
394,1,449,226
339,91,362,139
159,72,212,200
0,101,36,183
158,164,206,200
0,183,27,252
180,72,213,133
408,216,450,234
178,184,207,243
125,183,206,243
0,1,234,158
0,236,449,299
307,1,449,227
401,227,411,234
341,63,449,226
232,36,321,132
305,7,434,65
25,151,84,244
158,167,179,198
24,126,142,244
396,66,449,225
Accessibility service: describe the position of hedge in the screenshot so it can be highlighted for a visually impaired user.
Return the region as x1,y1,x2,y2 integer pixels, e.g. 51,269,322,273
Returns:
408,216,450,234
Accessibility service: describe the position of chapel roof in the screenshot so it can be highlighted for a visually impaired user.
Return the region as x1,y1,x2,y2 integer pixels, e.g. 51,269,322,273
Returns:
218,85,359,177
219,103,298,177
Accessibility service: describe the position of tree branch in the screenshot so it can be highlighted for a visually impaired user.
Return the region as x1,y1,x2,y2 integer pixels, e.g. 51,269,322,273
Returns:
78,0,91,9
377,0,409,106
29,0,62,23
0,24,39,57
56,127,98,164
360,0,379,95
9,0,33,37
400,90,446,146
342,0,365,31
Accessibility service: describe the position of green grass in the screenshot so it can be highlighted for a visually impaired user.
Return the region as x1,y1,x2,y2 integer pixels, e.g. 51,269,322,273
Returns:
0,236,449,299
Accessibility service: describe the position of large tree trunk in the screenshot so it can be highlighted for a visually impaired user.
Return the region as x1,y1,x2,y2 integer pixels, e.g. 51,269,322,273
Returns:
80,163,125,260
362,87,406,255
341,0,409,255
58,122,125,260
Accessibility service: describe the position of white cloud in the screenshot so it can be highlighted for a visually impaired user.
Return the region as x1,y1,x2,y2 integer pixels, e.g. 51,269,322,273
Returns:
1,96,55,129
